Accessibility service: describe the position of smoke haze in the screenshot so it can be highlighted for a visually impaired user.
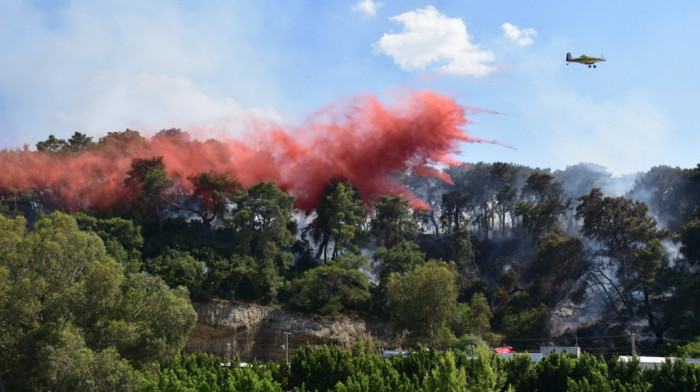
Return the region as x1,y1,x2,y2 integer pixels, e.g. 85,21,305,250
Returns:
0,91,496,212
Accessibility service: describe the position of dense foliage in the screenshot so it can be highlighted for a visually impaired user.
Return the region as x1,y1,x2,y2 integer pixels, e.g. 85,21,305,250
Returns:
0,213,196,391
1,130,699,389
143,346,700,392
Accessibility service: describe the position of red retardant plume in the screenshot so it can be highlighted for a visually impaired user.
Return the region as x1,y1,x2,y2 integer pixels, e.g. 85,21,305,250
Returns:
0,91,500,212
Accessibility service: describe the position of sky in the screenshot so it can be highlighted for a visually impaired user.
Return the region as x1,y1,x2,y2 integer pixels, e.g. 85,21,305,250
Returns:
1,0,698,176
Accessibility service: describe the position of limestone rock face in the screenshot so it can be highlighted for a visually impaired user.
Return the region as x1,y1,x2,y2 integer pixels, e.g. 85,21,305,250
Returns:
185,301,393,361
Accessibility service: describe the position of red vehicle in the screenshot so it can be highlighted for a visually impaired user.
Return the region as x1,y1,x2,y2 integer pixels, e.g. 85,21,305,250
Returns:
492,346,514,354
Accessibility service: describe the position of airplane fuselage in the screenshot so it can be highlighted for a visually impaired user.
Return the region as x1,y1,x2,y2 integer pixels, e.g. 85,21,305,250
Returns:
566,52,605,67
568,56,604,64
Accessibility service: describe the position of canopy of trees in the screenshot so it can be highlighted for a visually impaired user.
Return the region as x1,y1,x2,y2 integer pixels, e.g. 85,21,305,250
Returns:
0,213,196,391
1,130,698,389
143,347,700,392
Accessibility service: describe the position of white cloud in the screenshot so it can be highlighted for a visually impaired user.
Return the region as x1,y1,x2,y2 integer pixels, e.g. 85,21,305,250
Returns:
0,1,282,147
373,6,498,77
352,0,383,17
54,72,282,138
501,22,536,46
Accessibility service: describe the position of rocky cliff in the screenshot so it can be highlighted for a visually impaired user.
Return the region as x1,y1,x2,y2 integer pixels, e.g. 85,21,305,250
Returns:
185,300,395,361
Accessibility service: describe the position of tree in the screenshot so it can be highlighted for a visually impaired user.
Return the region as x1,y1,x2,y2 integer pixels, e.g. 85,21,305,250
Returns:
647,359,700,391
672,210,700,338
672,337,700,358
422,351,469,391
450,292,493,340
308,179,367,262
144,248,206,299
229,181,296,303
370,195,418,248
554,163,613,199
672,272,700,338
576,188,674,338
440,189,469,234
35,132,95,153
74,212,144,274
101,272,196,368
198,248,237,299
495,183,519,234
555,163,614,232
522,172,563,203
386,259,459,342
444,163,493,236
287,345,357,392
490,162,524,234
290,254,371,315
97,129,145,149
142,352,284,392
515,171,570,243
447,227,479,285
154,128,190,141
515,194,570,243
680,214,700,263
0,212,196,390
675,166,700,338
230,181,295,255
187,171,240,224
124,156,174,233
525,230,589,307
37,325,142,392
36,134,68,152
680,164,700,223
66,131,95,151
576,189,661,257
372,240,426,300
403,173,450,235
443,162,535,237
496,294,551,341
626,165,686,231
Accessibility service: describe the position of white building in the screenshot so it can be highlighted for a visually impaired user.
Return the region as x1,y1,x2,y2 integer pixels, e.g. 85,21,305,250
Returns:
618,356,700,370
539,346,581,357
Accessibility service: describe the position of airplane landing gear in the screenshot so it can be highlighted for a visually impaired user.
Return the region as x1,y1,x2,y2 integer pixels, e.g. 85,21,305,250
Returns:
593,65,596,68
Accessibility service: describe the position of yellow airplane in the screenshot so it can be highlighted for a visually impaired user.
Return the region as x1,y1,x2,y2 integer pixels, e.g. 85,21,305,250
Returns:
566,52,606,68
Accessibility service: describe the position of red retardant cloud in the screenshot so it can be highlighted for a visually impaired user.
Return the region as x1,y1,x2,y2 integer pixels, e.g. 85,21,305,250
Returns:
0,91,500,212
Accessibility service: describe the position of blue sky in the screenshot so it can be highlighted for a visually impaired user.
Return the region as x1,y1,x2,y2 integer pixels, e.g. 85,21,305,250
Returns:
1,0,698,175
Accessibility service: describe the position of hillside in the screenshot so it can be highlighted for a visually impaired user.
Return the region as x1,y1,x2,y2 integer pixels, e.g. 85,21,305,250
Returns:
186,301,395,361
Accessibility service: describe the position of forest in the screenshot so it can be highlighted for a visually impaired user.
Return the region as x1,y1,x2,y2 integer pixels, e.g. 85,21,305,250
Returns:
1,129,699,391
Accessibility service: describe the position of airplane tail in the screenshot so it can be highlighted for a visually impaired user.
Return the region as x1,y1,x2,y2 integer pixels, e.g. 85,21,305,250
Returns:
566,52,572,61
